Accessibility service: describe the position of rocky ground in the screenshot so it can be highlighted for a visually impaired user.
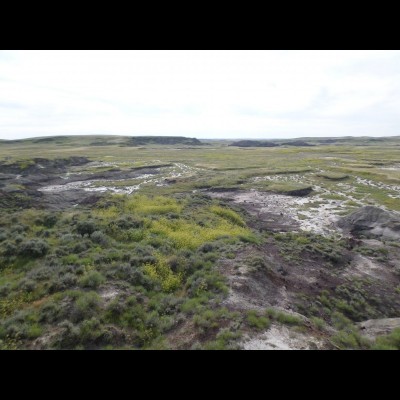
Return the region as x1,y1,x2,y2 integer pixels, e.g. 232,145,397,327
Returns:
0,157,199,210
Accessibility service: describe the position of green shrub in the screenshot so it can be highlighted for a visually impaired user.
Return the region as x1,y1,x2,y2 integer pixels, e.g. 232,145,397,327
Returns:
106,298,127,322
276,311,302,326
193,309,225,332
210,206,245,227
62,254,80,265
247,310,270,330
115,215,144,229
331,330,370,349
18,279,36,292
55,320,81,349
0,229,7,242
74,240,92,254
27,266,54,282
76,220,97,236
79,271,105,289
373,328,400,350
42,214,58,228
59,273,78,289
39,301,64,323
311,317,325,330
60,233,79,244
143,262,182,293
11,224,28,234
19,239,49,257
78,317,104,344
199,243,214,253
203,329,241,350
90,231,109,245
14,234,24,244
3,241,17,256
71,291,101,322
0,284,11,298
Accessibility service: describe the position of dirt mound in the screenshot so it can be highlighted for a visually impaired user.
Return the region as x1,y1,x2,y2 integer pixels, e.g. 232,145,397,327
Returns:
281,186,313,196
338,206,400,240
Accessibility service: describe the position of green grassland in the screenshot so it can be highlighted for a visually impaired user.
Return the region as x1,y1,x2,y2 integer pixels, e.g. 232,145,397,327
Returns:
1,135,400,349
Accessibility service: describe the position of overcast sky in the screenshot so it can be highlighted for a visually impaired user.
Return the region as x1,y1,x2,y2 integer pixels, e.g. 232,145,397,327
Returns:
1,50,400,140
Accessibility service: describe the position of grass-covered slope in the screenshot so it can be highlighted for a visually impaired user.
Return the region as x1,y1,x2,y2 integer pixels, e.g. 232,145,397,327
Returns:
0,193,256,349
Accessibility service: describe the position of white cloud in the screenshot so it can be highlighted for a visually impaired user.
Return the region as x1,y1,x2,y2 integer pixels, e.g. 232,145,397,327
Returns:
0,50,400,139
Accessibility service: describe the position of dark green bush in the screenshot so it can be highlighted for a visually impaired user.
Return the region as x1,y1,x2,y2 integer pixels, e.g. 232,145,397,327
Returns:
0,229,7,242
76,220,97,236
18,278,36,292
39,301,64,323
79,271,105,289
59,273,78,288
199,243,214,253
71,291,101,322
19,239,49,257
27,266,54,281
11,224,28,234
106,298,127,321
3,241,17,256
43,214,58,228
14,234,24,244
60,233,79,244
91,231,109,245
0,283,11,298
72,240,91,253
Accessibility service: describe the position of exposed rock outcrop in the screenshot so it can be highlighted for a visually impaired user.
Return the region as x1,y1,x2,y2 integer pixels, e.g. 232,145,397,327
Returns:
338,206,400,240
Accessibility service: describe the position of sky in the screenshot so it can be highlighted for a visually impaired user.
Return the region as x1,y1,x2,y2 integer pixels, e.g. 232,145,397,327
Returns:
1,50,400,140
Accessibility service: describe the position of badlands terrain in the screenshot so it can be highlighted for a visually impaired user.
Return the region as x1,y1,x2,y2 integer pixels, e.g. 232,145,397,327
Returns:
0,135,399,350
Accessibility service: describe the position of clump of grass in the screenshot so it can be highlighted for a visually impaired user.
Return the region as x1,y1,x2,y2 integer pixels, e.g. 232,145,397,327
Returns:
311,316,325,330
247,310,270,330
276,311,302,326
331,329,371,350
317,172,349,180
264,308,303,326
79,271,105,289
210,206,245,227
372,328,400,350
203,329,241,350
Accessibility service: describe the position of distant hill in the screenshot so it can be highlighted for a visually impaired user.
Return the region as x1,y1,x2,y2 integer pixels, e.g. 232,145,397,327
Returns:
0,135,204,147
229,140,279,147
284,140,314,147
123,136,203,146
